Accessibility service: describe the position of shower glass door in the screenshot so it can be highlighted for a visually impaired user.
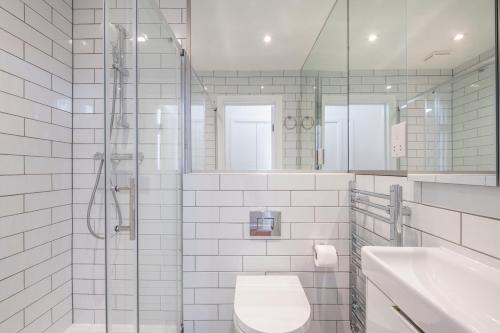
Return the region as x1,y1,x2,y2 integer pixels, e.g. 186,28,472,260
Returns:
136,1,184,331
104,0,184,332
105,0,139,331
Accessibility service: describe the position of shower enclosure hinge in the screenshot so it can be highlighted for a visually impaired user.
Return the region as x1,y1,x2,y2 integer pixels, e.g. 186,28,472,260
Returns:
180,48,185,56
272,124,275,132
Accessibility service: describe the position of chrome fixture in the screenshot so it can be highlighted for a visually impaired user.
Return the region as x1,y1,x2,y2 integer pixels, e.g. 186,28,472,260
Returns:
93,152,144,163
114,177,136,241
110,24,129,130
348,181,411,333
249,210,281,237
87,24,134,240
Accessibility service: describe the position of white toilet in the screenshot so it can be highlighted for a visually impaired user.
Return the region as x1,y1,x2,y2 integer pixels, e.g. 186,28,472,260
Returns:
233,275,311,333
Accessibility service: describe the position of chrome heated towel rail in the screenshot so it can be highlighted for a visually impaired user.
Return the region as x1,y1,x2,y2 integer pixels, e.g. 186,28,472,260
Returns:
349,180,411,333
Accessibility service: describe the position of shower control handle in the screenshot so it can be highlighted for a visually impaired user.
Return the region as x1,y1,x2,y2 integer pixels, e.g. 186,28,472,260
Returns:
114,177,136,241
129,177,136,241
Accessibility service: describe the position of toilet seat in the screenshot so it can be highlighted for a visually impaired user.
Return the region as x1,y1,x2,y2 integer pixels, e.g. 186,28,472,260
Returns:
234,275,311,333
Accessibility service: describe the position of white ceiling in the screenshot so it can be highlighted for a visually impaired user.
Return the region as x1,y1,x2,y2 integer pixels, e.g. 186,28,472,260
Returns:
305,0,495,71
190,0,336,71
191,0,495,72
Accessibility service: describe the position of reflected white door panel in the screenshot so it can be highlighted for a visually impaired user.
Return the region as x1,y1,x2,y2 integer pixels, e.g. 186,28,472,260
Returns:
348,104,388,170
217,96,282,170
323,95,392,171
323,105,348,170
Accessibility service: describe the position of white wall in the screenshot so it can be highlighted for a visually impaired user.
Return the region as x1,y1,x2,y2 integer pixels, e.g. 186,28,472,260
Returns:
72,0,107,322
182,172,500,333
182,173,354,333
354,175,500,269
0,0,73,332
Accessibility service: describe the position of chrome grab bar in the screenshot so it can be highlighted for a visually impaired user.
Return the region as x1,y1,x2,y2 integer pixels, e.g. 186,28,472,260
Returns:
129,177,136,240
114,177,136,240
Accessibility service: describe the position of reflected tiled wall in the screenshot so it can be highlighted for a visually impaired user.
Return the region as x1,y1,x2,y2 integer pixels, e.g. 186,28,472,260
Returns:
195,68,456,172
0,0,73,332
182,173,354,333
197,70,317,170
451,51,496,172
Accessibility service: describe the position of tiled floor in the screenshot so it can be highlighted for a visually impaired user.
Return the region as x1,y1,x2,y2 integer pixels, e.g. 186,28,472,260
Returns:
64,324,177,333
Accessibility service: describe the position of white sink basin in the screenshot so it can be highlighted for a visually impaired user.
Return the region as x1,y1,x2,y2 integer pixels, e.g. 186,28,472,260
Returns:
362,246,500,333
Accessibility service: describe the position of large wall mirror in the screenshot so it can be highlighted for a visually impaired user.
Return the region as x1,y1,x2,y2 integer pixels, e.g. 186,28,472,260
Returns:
187,0,499,187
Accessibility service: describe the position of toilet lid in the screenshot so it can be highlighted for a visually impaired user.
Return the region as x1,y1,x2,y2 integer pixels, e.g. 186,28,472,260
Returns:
234,275,311,333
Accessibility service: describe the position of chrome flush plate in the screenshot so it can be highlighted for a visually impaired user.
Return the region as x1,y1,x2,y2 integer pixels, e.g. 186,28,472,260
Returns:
249,210,281,237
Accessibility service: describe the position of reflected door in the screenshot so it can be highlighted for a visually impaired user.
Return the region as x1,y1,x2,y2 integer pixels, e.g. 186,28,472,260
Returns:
323,99,389,171
349,104,388,170
217,96,283,170
323,105,348,170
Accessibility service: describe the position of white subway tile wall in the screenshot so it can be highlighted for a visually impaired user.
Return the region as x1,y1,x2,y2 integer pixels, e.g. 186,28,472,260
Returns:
355,175,500,271
182,173,354,333
0,0,73,332
72,0,105,323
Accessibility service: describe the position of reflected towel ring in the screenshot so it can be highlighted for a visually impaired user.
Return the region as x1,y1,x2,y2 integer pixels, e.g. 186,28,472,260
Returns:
301,116,315,130
283,116,297,130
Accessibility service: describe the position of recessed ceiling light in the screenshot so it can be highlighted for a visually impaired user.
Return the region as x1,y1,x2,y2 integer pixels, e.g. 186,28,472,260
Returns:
137,34,148,42
454,33,464,41
368,34,378,42
425,108,433,113
260,85,265,90
263,35,272,43
386,85,392,90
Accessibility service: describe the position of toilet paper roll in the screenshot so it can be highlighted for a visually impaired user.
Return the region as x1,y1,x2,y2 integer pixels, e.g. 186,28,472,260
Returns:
314,244,338,269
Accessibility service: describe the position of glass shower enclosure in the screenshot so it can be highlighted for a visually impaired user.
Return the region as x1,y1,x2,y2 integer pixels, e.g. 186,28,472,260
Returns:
88,0,185,332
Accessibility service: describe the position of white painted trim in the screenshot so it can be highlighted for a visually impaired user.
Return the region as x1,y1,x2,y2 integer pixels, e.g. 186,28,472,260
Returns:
217,95,283,170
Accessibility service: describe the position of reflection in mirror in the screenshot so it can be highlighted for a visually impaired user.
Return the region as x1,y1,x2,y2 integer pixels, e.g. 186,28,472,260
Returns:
190,72,216,170
404,0,497,185
302,0,348,171
347,0,407,172
188,0,498,185
216,95,282,170
189,0,338,171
